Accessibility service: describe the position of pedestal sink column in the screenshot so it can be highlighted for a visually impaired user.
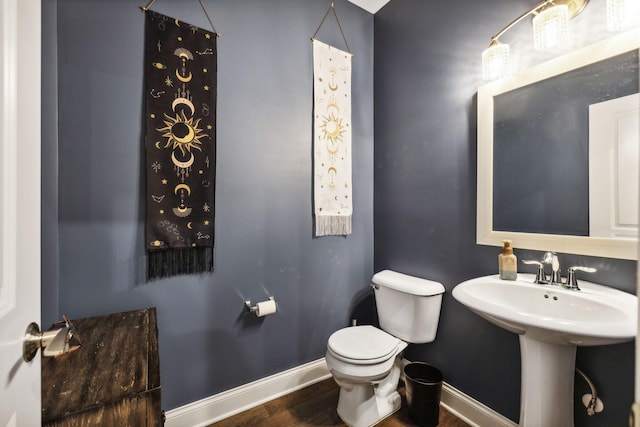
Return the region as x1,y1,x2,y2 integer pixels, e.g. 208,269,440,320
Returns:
519,335,577,427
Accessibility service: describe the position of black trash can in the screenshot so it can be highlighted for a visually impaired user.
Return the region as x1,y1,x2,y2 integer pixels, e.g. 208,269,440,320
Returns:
404,362,443,427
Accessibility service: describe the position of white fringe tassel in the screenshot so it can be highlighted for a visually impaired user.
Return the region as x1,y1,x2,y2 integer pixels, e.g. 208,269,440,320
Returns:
315,215,352,237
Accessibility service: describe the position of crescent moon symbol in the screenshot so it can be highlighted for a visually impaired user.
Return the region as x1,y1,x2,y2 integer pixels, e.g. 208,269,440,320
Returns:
172,207,193,217
173,125,195,144
175,69,193,83
325,121,341,138
174,48,194,60
328,83,339,91
174,183,192,196
171,97,196,116
326,142,339,154
326,103,340,114
187,222,193,229
171,152,195,169
175,19,180,27
155,141,161,149
328,167,337,175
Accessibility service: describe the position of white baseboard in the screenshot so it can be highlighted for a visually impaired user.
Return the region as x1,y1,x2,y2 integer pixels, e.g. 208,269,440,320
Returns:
164,358,332,427
441,382,518,427
165,357,517,427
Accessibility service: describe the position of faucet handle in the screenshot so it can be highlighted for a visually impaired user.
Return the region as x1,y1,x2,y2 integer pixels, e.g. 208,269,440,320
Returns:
522,260,548,284
565,266,597,290
542,252,562,284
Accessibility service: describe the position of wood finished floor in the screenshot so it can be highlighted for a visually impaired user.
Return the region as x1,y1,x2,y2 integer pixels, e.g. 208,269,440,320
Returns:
209,378,470,427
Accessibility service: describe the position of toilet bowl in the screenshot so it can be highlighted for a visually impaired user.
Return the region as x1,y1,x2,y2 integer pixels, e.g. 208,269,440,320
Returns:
326,325,408,427
326,270,444,427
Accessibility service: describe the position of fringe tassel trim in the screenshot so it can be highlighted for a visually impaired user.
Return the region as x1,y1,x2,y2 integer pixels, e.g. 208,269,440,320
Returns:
148,247,213,281
315,215,352,237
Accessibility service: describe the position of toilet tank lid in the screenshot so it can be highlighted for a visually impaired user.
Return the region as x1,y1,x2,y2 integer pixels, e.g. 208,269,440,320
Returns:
372,270,445,296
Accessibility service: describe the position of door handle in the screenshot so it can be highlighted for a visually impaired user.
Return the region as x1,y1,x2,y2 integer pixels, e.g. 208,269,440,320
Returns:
22,315,81,362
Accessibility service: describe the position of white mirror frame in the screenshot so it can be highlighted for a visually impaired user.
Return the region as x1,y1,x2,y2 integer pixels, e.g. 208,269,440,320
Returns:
477,29,640,260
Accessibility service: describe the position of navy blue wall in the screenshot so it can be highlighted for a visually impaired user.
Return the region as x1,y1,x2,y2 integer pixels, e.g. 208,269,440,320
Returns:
42,0,637,424
374,0,636,425
42,0,374,410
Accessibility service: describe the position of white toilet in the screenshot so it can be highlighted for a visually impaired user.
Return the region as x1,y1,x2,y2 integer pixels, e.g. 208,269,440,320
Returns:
325,269,445,427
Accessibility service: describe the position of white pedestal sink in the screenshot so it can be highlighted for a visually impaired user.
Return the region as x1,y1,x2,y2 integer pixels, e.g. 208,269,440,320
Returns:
452,274,637,427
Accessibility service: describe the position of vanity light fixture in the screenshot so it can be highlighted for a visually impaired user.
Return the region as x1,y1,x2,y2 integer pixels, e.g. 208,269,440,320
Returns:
482,0,589,80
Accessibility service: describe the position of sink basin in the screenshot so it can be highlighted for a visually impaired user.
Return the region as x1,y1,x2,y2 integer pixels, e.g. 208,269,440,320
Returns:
452,274,636,346
453,274,637,427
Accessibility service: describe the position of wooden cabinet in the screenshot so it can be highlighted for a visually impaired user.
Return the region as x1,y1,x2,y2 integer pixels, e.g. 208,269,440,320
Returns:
42,308,162,426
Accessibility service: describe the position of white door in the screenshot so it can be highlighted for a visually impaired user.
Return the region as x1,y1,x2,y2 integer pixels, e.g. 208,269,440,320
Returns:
0,0,42,425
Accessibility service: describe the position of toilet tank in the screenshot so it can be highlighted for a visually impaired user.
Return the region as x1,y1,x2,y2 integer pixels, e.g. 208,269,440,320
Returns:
372,270,445,344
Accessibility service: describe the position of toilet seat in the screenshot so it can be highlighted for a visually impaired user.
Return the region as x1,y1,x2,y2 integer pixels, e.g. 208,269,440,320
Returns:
327,325,402,365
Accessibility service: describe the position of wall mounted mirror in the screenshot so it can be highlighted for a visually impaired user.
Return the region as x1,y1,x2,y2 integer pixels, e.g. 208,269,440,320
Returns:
477,29,640,260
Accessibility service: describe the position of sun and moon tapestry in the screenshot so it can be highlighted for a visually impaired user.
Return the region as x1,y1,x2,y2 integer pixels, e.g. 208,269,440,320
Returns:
313,39,353,237
144,11,216,280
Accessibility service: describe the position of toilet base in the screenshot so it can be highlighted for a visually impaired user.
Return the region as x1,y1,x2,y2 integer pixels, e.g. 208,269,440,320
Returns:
334,357,404,427
337,387,401,427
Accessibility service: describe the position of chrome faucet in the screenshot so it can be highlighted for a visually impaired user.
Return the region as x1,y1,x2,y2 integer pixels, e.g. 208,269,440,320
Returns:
523,252,597,290
542,251,562,285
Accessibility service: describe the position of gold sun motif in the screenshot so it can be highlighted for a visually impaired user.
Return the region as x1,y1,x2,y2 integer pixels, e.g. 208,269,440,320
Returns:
320,112,345,144
157,111,208,156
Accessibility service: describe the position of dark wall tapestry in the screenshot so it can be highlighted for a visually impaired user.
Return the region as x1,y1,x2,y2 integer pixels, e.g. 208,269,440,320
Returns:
144,11,216,280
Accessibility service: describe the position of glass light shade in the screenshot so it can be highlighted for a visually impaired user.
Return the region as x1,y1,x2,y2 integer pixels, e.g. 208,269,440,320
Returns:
533,5,570,51
607,0,640,31
482,42,510,80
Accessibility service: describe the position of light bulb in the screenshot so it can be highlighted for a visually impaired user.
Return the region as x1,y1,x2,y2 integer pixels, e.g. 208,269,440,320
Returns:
607,0,640,31
533,4,570,51
482,42,511,80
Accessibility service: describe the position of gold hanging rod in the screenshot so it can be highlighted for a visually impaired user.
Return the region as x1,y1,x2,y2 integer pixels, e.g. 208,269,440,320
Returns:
139,0,220,37
311,2,353,56
488,0,588,44
139,0,156,13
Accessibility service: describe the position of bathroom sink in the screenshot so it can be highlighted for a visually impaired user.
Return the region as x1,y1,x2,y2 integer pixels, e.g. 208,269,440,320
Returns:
452,274,636,346
453,274,637,426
